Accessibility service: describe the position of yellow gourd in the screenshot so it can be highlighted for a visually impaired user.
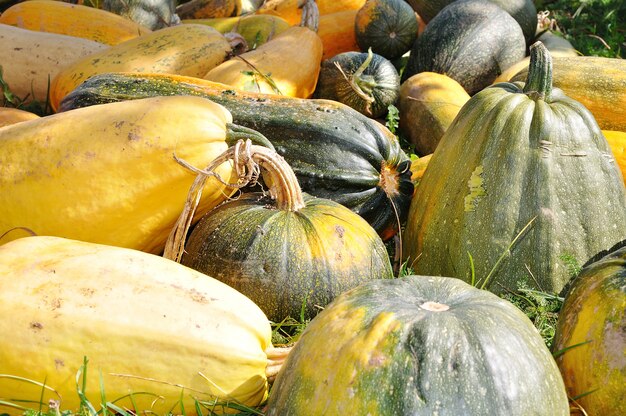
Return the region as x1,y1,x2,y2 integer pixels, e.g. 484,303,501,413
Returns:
0,0,151,45
0,235,280,414
0,107,40,128
49,24,232,111
0,95,238,254
317,9,360,60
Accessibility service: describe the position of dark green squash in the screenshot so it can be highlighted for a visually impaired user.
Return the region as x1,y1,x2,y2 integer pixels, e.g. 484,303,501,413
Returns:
59,72,413,241
266,275,570,415
314,49,400,118
405,0,537,45
402,42,626,295
175,142,393,323
402,0,526,94
354,0,419,60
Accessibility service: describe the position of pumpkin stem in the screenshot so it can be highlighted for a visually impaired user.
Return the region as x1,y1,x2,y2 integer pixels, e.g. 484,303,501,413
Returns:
164,137,305,262
523,41,553,101
334,48,376,114
265,344,295,383
299,0,319,32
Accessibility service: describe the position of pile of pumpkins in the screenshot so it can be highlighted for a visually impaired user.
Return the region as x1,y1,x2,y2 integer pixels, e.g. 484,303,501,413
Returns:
0,0,624,414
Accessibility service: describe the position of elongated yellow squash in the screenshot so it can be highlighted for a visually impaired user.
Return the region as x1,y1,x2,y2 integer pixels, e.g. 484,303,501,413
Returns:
0,0,152,45
203,25,322,97
0,23,108,104
0,95,236,254
49,24,232,110
0,235,273,414
0,107,40,128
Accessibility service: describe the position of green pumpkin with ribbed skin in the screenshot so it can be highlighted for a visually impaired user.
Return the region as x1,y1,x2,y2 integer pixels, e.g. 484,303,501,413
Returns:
59,72,413,241
403,42,626,295
180,145,393,323
402,0,526,94
266,275,570,415
314,50,400,118
354,0,419,60
553,244,626,416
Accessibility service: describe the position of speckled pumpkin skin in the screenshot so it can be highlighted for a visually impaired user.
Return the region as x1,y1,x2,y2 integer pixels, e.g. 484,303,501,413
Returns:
266,276,570,415
553,245,626,416
181,193,393,323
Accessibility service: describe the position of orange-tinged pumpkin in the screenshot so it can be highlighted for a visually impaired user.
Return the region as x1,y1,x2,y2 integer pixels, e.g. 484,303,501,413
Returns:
255,0,366,25
318,9,360,60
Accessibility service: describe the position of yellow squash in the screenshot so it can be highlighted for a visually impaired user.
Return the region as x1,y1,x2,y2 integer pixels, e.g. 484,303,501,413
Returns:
0,23,108,104
49,23,232,111
256,0,366,25
0,95,237,254
0,107,40,128
0,0,152,45
0,235,274,414
203,0,323,98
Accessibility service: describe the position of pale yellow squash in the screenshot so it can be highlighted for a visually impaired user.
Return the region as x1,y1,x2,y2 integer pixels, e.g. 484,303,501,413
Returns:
49,24,232,111
0,0,152,45
0,107,40,128
0,235,273,414
0,95,236,254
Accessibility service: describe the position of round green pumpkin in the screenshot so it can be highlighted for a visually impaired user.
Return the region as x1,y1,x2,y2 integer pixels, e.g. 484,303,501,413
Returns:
180,144,393,323
266,275,570,415
402,41,626,295
402,0,526,94
354,0,419,60
553,243,626,416
314,49,400,118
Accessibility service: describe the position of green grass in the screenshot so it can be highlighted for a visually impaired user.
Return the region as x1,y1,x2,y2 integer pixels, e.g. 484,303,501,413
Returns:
537,0,626,58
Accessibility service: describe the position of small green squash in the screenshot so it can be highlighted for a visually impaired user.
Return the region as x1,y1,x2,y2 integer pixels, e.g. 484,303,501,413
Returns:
354,0,419,60
266,275,570,415
59,72,414,241
402,0,526,94
402,42,626,295
314,48,400,118
174,142,393,323
553,243,626,416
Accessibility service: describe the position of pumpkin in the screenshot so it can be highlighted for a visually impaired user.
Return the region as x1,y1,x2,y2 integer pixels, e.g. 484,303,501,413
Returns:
0,107,40,128
405,0,537,45
59,72,414,240
172,141,393,323
314,48,400,118
553,243,626,416
317,9,361,60
48,23,232,111
605,130,626,186
0,95,263,254
0,0,151,45
101,0,178,29
535,30,579,57
256,0,366,26
402,42,626,295
506,55,626,132
0,24,108,104
398,71,470,155
402,0,526,94
0,235,286,414
203,0,323,98
354,0,419,60
266,275,570,415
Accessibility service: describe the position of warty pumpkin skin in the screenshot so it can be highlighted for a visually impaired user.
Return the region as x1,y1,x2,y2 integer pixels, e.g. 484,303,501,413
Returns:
266,275,570,415
402,0,526,94
49,23,232,111
0,95,238,254
402,42,626,295
552,244,626,416
0,236,274,414
0,0,152,45
178,143,393,323
58,72,414,240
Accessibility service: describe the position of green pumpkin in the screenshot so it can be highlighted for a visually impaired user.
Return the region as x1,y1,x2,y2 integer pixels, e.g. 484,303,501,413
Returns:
553,243,626,416
354,0,419,60
402,0,526,94
102,0,179,29
266,275,570,415
179,143,393,323
314,49,400,118
402,41,626,295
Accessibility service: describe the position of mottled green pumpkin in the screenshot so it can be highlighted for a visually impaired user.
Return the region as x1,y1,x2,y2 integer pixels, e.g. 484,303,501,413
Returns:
266,275,570,415
402,0,526,94
180,143,393,323
553,243,626,416
402,42,626,295
314,49,400,118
